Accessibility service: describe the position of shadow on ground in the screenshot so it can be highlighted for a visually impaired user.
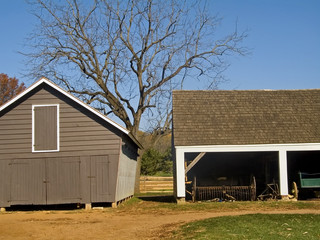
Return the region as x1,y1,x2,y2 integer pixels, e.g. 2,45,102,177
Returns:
4,195,176,211
137,195,176,203
5,202,113,212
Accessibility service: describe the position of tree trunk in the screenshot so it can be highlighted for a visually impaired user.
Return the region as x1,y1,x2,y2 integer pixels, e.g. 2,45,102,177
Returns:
132,119,142,194
134,149,143,194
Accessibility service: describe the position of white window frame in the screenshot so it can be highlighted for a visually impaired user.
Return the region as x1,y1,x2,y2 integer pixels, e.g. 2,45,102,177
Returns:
32,104,60,152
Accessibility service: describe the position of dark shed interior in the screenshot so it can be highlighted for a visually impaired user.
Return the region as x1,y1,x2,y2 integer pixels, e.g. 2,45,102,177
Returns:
185,152,279,201
185,151,320,201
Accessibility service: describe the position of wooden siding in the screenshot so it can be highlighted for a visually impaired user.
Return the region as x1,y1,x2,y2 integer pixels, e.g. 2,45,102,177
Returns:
91,155,112,202
46,157,81,204
0,88,121,159
0,160,10,207
10,159,46,205
0,86,123,205
115,143,137,201
0,156,119,206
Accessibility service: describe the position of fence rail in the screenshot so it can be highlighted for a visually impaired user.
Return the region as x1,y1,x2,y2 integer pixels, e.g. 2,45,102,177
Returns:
140,176,173,193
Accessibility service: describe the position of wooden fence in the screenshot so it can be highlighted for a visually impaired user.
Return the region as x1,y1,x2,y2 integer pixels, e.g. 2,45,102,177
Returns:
139,176,173,193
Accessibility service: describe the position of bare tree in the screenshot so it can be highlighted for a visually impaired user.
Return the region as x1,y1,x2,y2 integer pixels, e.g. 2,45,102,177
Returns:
25,0,247,139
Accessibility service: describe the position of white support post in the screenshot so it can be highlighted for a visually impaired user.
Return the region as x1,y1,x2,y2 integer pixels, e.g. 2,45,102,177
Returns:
278,150,289,196
175,148,186,198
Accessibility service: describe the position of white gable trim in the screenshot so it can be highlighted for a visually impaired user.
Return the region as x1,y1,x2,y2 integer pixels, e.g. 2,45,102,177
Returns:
0,77,129,135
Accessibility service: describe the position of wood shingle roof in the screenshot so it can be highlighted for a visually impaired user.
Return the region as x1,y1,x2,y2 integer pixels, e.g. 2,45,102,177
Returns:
172,89,320,146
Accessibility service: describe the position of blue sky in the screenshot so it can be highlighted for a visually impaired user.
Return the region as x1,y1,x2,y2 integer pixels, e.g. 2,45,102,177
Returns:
0,0,319,90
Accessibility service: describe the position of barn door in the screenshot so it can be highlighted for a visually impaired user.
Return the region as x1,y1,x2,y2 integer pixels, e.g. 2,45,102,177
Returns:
10,159,46,205
90,156,110,202
46,157,82,204
0,160,11,207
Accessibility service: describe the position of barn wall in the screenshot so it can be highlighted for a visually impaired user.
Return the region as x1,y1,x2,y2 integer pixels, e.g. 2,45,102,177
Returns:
0,87,121,158
115,142,137,202
0,160,12,207
0,86,123,206
91,154,120,203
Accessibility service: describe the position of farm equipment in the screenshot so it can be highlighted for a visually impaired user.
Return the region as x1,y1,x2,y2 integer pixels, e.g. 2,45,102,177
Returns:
190,176,256,202
257,180,280,200
292,172,320,199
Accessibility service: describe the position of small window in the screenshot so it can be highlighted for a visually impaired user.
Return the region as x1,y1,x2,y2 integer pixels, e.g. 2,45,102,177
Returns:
32,104,59,152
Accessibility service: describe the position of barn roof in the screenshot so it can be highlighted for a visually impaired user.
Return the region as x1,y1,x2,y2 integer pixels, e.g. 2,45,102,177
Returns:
0,77,142,149
172,89,320,146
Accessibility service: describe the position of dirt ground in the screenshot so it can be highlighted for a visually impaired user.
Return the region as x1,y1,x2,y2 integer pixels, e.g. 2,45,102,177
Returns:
1,198,320,240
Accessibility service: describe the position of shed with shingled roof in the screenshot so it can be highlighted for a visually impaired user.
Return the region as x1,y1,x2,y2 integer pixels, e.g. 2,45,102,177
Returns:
172,89,320,202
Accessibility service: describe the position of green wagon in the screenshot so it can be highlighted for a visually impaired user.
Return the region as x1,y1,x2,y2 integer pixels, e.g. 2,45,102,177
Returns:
299,172,320,188
292,172,320,199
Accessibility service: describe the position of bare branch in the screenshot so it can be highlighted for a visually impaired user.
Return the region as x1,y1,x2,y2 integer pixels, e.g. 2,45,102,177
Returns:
24,0,248,138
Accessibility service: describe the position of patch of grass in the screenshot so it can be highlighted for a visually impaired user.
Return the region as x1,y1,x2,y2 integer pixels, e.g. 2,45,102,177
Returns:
173,214,320,239
153,172,173,177
135,192,173,197
117,196,144,209
117,195,320,215
152,200,320,212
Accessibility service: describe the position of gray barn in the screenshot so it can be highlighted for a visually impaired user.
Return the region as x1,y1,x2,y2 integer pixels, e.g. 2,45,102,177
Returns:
0,78,142,208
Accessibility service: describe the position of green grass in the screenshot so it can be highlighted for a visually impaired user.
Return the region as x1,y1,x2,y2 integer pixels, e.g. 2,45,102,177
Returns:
115,195,320,217
173,214,320,239
153,171,173,177
135,192,174,197
130,196,320,212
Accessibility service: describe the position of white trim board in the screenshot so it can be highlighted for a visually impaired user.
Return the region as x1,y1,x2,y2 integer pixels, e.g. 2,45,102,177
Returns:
175,143,320,153
0,77,129,135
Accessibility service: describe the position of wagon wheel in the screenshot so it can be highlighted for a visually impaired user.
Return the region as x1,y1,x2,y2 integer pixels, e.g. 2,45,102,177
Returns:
292,181,298,199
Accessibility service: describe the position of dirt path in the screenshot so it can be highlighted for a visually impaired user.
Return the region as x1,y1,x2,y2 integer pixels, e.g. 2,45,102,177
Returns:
1,208,319,240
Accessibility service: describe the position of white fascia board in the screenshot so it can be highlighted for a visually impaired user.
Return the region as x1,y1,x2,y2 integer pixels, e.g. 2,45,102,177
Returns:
0,78,45,112
0,77,129,135
175,143,320,153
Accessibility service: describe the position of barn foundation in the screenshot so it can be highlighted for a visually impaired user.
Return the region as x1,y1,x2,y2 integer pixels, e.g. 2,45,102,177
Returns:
176,197,186,204
85,203,92,210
